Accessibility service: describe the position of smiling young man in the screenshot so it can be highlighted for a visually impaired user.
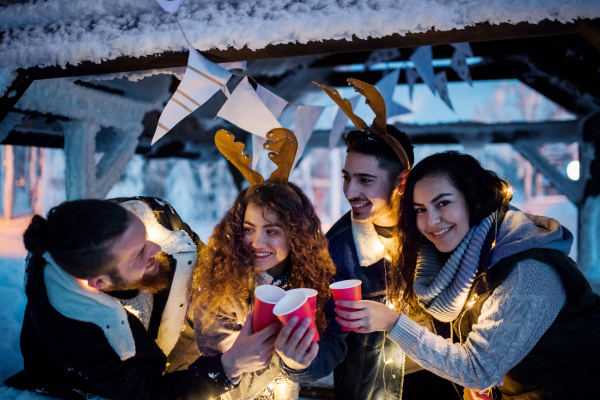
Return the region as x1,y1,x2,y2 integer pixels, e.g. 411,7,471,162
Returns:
283,127,459,399
4,197,247,400
282,126,412,399
329,127,413,400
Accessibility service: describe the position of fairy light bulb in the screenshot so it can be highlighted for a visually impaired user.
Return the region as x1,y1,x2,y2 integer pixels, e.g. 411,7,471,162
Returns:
147,226,161,243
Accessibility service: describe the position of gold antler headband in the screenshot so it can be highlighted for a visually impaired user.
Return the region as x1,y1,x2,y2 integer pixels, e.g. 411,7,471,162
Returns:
313,79,411,171
215,128,298,186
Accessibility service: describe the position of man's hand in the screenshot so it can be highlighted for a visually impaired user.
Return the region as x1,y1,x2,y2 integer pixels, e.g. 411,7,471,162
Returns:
221,311,280,379
275,316,319,371
334,300,400,333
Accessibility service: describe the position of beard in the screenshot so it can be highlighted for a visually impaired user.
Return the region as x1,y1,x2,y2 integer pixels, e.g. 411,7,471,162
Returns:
108,252,171,294
354,189,399,223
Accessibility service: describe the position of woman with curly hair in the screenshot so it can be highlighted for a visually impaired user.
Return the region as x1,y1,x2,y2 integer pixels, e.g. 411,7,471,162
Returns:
333,151,600,399
193,181,337,400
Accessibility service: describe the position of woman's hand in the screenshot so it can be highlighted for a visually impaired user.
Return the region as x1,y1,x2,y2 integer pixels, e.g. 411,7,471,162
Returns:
334,300,400,333
275,316,319,371
221,311,280,378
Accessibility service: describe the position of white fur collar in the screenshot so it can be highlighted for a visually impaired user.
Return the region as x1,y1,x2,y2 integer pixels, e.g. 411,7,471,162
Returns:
120,199,197,357
155,251,196,356
119,200,196,255
351,216,386,267
44,252,136,361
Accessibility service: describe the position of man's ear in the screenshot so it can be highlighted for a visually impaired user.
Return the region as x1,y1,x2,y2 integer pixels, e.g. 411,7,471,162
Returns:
86,275,112,291
395,169,410,195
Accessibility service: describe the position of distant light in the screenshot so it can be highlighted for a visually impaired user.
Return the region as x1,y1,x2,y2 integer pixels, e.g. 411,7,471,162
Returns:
567,160,580,181
333,57,483,72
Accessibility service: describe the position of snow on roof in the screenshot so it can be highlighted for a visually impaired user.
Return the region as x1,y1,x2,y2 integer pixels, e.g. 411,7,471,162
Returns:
1,0,599,72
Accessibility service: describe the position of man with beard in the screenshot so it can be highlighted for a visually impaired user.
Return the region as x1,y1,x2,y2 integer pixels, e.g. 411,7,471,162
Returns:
283,127,458,399
3,197,246,400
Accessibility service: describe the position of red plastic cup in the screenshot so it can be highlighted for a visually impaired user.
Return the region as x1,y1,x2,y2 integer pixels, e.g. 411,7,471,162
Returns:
286,288,318,316
253,285,286,333
273,291,320,342
330,279,362,331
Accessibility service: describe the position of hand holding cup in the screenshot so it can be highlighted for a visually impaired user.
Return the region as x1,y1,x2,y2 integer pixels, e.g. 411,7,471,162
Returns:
275,315,319,370
221,310,280,378
330,279,362,331
334,299,400,333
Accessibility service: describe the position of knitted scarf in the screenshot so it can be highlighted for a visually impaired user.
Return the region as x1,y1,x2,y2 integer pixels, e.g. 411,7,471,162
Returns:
413,212,497,322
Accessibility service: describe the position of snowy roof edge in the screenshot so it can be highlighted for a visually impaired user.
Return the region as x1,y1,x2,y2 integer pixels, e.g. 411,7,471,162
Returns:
0,0,599,71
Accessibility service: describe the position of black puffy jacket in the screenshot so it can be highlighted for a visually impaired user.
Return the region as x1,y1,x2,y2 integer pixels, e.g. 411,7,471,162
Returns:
4,197,233,400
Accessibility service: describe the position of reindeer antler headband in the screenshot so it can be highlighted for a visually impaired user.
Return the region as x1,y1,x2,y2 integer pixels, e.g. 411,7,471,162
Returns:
313,79,411,171
215,128,298,186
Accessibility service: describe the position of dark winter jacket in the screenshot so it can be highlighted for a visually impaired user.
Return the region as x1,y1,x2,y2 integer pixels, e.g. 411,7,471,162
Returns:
284,211,404,400
4,197,234,400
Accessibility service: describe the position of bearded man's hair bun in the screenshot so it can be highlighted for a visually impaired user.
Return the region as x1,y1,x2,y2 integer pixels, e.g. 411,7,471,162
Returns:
23,215,50,255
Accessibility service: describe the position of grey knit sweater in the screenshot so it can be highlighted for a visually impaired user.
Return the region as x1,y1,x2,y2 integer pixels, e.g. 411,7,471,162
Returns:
388,208,572,391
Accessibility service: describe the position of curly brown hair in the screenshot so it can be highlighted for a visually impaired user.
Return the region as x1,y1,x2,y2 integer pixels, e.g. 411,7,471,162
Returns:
388,152,513,317
193,181,336,332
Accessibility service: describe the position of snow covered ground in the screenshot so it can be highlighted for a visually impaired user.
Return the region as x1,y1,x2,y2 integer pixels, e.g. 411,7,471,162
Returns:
0,256,26,385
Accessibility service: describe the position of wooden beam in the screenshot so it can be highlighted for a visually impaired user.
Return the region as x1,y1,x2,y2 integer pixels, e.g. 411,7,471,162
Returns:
325,58,528,87
0,71,33,127
14,19,581,82
5,119,581,155
577,20,600,51
303,120,581,149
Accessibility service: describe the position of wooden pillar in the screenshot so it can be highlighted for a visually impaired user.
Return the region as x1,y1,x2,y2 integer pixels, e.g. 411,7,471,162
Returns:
61,120,141,200
578,110,600,294
329,147,342,222
2,145,15,220
29,147,39,214
62,120,98,200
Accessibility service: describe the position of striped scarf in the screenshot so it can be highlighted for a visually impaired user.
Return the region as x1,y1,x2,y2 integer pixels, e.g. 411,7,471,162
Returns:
413,212,496,322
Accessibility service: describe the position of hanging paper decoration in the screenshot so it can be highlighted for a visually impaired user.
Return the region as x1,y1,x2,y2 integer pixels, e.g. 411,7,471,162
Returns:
152,46,232,145
329,95,360,149
409,46,436,95
375,69,399,104
364,48,401,70
405,68,419,103
217,77,281,139
256,85,288,119
293,105,325,169
434,71,454,111
451,42,474,57
219,61,247,71
450,50,473,86
251,84,289,168
388,101,411,117
375,69,411,118
155,0,184,14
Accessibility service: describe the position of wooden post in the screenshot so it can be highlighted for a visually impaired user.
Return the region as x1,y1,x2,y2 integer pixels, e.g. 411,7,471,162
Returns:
578,110,600,293
61,120,141,200
329,147,342,223
2,145,15,220
61,120,98,201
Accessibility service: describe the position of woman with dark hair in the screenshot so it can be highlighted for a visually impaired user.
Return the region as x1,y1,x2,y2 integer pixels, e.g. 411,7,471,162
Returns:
333,151,600,399
193,181,337,400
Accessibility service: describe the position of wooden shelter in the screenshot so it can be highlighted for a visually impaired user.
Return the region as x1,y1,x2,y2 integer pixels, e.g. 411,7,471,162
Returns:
1,1,599,298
